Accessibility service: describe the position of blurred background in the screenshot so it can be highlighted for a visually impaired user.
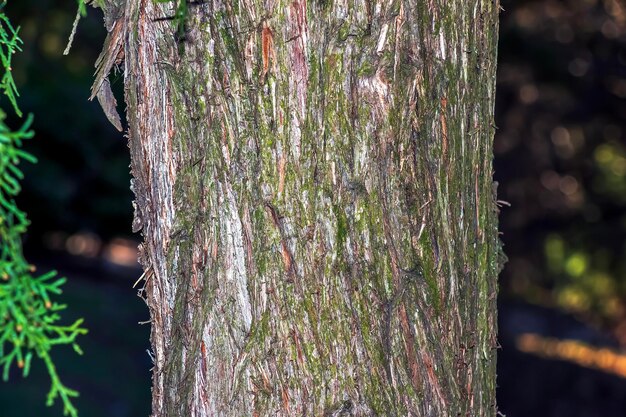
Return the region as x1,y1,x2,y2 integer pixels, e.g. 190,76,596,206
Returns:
0,0,624,416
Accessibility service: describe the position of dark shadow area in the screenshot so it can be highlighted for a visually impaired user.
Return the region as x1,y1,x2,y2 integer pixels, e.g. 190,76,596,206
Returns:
495,0,626,415
0,261,151,417
499,300,626,417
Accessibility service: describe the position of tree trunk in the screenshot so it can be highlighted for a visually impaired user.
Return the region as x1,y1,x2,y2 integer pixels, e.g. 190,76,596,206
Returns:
98,0,501,415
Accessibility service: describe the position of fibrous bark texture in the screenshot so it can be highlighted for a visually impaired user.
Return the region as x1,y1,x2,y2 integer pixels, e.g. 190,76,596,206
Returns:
101,0,501,415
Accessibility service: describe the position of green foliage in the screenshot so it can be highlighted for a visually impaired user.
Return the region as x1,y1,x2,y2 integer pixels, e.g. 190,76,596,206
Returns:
76,0,88,17
0,7,22,117
75,0,189,41
0,3,87,417
545,234,619,319
154,0,189,41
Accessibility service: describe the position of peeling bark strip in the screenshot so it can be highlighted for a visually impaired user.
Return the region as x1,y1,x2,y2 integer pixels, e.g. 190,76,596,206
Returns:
97,0,501,415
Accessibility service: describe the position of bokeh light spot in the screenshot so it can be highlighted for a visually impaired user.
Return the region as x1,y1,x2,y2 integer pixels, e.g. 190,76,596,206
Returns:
565,253,588,277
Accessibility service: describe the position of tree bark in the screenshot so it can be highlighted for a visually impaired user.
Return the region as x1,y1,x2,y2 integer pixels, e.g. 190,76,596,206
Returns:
99,0,501,415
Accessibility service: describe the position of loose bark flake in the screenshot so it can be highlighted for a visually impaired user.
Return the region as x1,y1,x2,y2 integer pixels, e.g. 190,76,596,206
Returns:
107,0,502,415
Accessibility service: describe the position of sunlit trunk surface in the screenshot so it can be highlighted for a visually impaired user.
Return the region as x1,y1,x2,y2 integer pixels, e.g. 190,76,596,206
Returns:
94,0,501,415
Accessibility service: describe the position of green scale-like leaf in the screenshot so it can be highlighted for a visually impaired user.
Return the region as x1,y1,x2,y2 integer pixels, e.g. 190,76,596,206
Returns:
0,2,87,416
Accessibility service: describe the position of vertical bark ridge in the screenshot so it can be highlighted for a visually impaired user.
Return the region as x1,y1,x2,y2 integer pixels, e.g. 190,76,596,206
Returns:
121,0,501,415
122,1,179,415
